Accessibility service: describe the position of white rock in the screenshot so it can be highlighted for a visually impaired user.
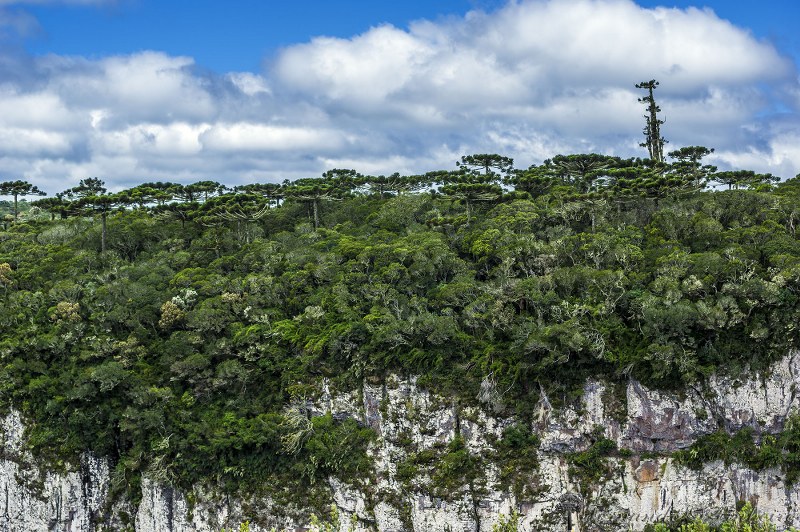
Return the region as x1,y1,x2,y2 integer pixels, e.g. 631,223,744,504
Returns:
2,352,800,530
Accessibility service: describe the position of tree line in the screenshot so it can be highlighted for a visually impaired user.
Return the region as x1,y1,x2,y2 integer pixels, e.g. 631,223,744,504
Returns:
1,148,783,245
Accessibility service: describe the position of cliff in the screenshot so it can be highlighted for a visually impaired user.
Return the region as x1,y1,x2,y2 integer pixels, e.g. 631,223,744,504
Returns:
2,351,799,531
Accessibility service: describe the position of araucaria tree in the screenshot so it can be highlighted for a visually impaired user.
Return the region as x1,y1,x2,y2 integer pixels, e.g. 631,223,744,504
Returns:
636,80,667,162
0,180,46,220
456,154,514,176
61,178,129,253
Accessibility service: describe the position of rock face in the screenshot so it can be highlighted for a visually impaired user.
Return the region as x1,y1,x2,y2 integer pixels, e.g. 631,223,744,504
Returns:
0,410,115,531
2,352,800,531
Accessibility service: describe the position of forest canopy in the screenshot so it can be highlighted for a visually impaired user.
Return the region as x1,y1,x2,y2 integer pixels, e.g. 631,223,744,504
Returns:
2,148,800,505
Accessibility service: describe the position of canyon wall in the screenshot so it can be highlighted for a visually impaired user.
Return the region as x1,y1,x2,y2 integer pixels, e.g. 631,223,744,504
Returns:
2,351,799,531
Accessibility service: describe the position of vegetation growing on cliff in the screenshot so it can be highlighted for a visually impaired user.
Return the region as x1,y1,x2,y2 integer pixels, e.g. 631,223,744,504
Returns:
648,502,800,532
2,149,800,508
674,414,800,485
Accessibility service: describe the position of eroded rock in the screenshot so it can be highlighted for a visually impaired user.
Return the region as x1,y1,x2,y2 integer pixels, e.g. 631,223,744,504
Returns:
1,352,800,531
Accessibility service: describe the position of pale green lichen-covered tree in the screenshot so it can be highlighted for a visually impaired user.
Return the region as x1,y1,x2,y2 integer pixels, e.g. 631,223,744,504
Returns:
636,79,667,162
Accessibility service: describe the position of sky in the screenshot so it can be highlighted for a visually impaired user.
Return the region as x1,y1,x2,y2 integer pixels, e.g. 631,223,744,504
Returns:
0,0,798,193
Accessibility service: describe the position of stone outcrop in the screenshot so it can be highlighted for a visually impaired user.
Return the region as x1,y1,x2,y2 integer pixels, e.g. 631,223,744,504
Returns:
1,351,800,531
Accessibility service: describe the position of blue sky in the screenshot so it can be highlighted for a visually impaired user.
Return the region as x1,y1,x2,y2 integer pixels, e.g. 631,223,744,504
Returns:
22,1,510,72
0,0,798,192
20,1,800,73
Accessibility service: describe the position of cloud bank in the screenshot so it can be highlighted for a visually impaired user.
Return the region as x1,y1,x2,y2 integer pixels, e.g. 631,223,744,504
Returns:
0,0,797,193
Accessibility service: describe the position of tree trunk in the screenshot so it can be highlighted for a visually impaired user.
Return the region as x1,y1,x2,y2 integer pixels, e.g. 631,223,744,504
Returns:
12,194,18,220
312,200,319,229
101,212,107,253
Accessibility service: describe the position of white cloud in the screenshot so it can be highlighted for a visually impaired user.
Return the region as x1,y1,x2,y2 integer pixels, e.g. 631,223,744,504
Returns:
273,0,791,114
715,129,800,178
0,127,71,155
269,0,798,175
45,52,217,125
276,25,436,107
200,123,347,153
0,0,798,194
226,72,271,96
90,122,207,157
0,88,80,129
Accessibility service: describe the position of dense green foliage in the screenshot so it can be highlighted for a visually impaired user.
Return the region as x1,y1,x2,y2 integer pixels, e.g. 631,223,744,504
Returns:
648,503,799,532
566,430,621,494
491,423,541,498
2,155,800,505
491,510,522,532
674,415,800,485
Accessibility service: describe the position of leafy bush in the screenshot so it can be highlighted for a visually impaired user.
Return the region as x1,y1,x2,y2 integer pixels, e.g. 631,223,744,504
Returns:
647,502,799,531
566,431,619,493
674,415,800,485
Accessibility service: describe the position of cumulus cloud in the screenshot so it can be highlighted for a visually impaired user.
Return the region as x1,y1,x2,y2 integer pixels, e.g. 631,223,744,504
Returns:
200,123,349,153
43,53,218,126
274,1,790,111
271,0,799,177
0,0,798,194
